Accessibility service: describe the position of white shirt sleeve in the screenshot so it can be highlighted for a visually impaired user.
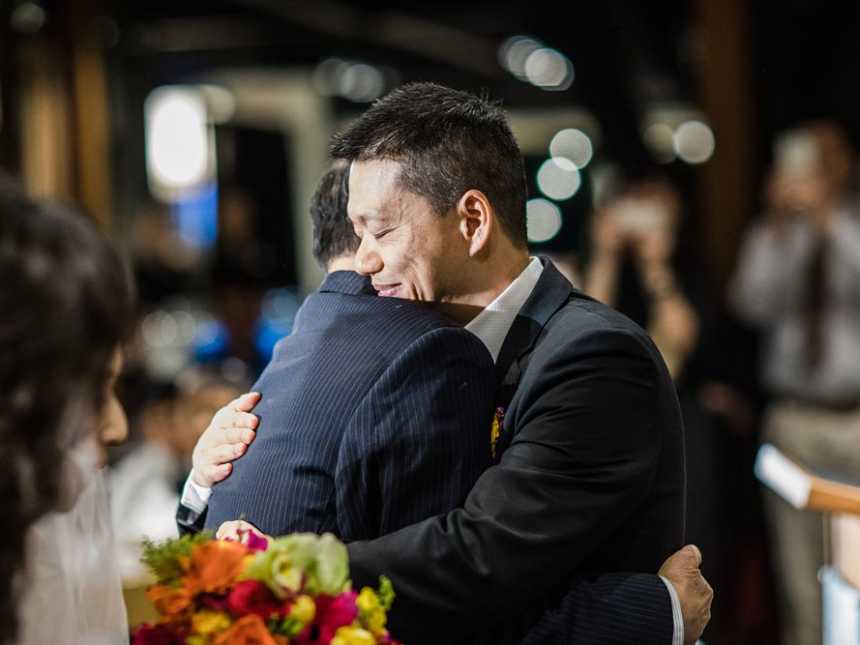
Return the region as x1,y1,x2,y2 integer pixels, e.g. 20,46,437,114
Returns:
180,472,212,513
660,575,685,645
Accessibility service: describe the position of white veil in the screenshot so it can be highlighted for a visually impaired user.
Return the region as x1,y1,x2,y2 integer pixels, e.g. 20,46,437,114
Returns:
17,438,129,645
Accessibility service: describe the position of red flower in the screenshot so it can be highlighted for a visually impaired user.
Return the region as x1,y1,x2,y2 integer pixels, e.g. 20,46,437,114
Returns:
131,623,184,645
199,593,231,612
294,592,358,644
227,580,284,620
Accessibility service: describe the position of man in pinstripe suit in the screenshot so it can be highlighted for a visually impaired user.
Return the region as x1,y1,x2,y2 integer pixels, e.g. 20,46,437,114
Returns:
180,161,497,541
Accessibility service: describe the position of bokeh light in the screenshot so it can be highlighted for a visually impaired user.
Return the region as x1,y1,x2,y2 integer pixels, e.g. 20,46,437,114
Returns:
673,120,715,164
643,123,677,163
549,128,593,168
537,157,582,200
145,88,210,194
499,36,542,79
524,48,574,90
526,198,563,243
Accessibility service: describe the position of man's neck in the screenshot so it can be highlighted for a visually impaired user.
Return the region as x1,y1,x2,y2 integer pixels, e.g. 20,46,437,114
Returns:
325,255,356,273
447,250,531,310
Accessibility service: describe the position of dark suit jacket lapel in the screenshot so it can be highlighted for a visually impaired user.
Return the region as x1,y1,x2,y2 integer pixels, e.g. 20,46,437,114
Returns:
495,258,574,386
493,259,575,456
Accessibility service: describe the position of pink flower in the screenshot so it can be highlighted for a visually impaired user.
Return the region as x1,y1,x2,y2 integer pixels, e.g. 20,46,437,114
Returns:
294,592,358,644
227,580,284,620
245,531,269,552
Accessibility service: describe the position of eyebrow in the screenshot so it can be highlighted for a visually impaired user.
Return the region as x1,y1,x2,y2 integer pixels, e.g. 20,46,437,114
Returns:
348,207,384,224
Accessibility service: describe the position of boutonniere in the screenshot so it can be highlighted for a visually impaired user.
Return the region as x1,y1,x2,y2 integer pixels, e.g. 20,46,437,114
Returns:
490,406,506,459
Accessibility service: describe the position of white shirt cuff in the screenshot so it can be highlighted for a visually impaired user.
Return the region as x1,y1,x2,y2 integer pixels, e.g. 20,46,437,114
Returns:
659,575,685,645
180,472,212,513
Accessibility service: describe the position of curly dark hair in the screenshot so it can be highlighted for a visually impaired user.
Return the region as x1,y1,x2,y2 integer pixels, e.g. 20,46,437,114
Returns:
0,177,135,642
330,82,528,248
310,159,360,268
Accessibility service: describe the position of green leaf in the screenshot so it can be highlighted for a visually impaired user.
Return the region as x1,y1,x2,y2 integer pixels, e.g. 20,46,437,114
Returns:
377,576,395,611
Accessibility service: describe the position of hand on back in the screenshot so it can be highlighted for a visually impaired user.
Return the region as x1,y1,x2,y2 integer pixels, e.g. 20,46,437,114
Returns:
190,392,261,487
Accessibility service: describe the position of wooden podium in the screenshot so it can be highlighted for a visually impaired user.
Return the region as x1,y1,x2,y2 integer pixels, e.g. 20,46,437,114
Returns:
756,444,860,644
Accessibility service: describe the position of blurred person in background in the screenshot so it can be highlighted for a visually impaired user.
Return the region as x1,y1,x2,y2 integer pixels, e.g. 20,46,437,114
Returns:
0,177,135,644
584,175,752,643
585,177,699,380
109,373,240,582
730,119,860,645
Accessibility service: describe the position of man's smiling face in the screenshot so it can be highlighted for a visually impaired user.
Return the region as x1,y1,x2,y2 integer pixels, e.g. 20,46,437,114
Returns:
347,159,466,302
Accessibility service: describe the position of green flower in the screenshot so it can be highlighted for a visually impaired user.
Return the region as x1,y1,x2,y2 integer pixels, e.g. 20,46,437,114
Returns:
315,533,350,595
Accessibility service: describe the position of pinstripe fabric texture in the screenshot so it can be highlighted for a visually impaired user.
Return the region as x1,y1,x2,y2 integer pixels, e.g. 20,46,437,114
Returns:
519,573,673,645
204,271,496,540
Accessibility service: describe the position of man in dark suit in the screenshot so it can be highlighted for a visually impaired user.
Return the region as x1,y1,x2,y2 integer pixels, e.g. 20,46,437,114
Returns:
323,82,698,645
180,161,496,540
186,103,712,642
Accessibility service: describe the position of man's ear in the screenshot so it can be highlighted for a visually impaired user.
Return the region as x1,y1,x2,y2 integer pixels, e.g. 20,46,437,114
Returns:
456,189,494,257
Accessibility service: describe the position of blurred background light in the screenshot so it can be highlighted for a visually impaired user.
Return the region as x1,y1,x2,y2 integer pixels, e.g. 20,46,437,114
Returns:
198,84,236,124
145,87,213,199
11,1,46,34
526,198,563,243
339,63,385,102
537,156,581,200
499,36,542,79
673,120,715,164
549,128,593,168
312,58,386,102
255,287,303,362
312,57,350,96
643,122,677,163
170,182,218,251
524,48,574,90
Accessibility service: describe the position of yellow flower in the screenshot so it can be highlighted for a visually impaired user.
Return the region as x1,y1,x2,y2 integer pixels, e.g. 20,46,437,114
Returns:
331,626,376,645
356,588,380,613
490,419,500,458
192,610,232,636
356,588,386,634
289,594,316,625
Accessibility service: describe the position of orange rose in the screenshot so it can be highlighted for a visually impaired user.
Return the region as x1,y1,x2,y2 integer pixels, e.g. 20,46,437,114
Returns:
147,584,192,616
187,540,249,594
212,614,278,645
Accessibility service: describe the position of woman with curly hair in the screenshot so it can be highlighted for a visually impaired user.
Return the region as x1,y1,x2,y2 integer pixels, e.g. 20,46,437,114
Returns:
0,178,135,644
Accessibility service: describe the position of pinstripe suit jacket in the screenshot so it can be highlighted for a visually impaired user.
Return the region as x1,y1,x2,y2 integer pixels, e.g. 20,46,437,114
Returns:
203,271,496,539
347,260,685,644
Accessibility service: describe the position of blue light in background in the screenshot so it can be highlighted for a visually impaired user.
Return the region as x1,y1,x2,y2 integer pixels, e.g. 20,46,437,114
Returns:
254,288,303,362
193,317,230,362
171,182,219,250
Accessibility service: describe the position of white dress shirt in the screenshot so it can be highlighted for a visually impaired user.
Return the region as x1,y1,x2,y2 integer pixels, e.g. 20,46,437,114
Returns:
182,256,684,644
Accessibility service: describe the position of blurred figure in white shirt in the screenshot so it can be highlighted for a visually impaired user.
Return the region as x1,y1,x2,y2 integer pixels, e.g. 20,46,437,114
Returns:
731,120,860,645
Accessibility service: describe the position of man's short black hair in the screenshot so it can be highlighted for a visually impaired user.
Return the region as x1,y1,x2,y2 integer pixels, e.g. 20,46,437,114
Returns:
330,82,528,248
310,159,360,268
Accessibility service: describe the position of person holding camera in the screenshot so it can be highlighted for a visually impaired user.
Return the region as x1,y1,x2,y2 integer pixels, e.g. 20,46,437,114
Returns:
731,120,860,645
585,178,699,381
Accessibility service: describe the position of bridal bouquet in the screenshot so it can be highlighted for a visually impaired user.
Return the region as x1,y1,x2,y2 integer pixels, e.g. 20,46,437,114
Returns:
132,531,400,645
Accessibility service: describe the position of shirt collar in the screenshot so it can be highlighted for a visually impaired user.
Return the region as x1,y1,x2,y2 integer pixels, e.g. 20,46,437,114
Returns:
465,257,544,362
